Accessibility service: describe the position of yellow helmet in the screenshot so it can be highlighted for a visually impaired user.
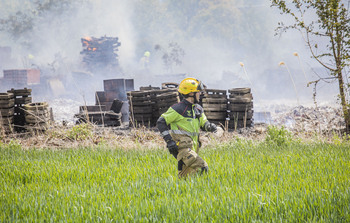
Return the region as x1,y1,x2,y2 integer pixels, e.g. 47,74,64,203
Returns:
178,77,204,95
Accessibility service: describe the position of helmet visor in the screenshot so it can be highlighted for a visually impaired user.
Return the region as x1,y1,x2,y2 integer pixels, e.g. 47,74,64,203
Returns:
197,80,204,92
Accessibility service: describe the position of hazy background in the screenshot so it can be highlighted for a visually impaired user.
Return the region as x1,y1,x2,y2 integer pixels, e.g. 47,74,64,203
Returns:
0,0,342,108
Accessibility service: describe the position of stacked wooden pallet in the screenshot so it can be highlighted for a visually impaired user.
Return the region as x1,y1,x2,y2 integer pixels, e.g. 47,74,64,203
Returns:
128,83,180,127
8,88,32,132
0,92,14,133
128,91,153,127
152,88,180,126
201,89,228,128
227,88,254,129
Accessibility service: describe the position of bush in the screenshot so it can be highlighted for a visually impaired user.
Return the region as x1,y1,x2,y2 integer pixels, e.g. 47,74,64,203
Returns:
265,125,293,147
66,123,93,141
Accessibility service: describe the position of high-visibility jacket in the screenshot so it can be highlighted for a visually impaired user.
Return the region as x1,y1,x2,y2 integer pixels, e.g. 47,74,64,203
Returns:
159,99,208,150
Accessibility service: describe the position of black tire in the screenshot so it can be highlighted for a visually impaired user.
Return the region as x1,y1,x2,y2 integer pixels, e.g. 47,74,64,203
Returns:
24,102,49,111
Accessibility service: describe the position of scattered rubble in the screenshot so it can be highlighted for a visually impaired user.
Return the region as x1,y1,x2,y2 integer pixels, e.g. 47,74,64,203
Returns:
271,105,346,133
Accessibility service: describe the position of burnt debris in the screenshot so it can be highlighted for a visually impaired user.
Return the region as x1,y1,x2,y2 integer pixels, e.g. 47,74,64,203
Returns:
80,36,121,75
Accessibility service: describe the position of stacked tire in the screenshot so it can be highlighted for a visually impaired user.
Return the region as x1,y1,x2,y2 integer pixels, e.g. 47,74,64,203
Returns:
0,93,14,133
201,89,228,128
24,102,50,131
227,88,253,129
8,88,32,132
128,91,152,127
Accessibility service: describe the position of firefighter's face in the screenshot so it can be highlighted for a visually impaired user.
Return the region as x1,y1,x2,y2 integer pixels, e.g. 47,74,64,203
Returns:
195,91,201,102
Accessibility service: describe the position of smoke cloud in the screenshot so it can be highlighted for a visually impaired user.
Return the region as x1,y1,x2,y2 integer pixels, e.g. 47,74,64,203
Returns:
0,0,341,108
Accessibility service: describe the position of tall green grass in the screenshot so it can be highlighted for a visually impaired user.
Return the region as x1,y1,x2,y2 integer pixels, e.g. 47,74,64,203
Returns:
1,139,349,222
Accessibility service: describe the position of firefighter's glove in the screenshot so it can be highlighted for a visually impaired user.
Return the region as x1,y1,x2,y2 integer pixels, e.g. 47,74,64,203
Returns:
207,123,217,133
167,140,178,154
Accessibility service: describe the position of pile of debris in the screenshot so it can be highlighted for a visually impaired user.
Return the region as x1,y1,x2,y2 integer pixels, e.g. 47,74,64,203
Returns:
75,79,134,127
80,36,121,73
75,102,123,127
271,105,346,132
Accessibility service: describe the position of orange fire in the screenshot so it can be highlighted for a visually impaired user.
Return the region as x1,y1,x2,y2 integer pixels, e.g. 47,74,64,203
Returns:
82,36,92,47
84,36,92,41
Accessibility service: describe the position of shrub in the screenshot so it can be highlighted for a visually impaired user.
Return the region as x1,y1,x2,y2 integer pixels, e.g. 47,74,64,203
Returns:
265,125,293,147
66,123,93,141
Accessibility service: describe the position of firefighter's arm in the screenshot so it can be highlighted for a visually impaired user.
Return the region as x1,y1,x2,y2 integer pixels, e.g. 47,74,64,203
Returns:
157,108,182,158
157,116,178,158
196,105,217,133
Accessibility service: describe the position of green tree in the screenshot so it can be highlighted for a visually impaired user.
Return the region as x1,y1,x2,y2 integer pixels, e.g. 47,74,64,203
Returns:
271,0,350,133
0,0,80,43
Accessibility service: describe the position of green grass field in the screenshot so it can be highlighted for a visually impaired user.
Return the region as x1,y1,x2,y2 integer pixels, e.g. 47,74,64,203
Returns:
1,138,350,222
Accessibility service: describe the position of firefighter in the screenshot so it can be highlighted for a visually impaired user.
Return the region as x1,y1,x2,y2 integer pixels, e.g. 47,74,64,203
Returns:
140,51,150,69
157,77,217,178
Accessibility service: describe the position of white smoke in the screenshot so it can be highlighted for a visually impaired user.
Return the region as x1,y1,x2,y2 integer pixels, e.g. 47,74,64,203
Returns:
0,0,341,108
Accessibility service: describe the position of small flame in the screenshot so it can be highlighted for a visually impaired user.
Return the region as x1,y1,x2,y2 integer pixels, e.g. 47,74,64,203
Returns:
279,61,285,66
84,36,92,41
239,62,244,67
293,52,299,56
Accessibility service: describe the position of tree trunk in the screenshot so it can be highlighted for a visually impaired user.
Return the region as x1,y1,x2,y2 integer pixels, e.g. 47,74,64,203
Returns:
337,70,350,134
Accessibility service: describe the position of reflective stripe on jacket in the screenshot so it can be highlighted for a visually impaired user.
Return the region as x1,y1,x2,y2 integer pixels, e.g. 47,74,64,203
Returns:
161,99,208,150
